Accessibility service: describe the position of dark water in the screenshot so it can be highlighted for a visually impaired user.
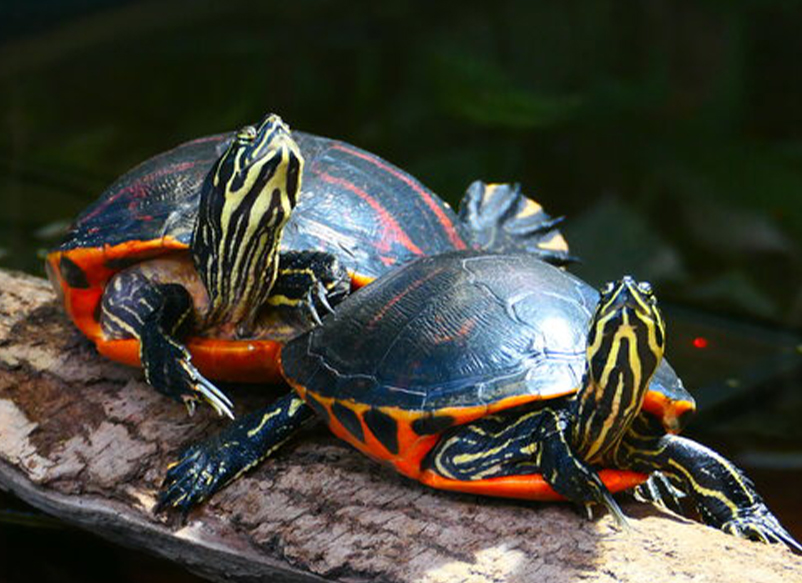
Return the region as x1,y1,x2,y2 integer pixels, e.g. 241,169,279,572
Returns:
0,1,800,580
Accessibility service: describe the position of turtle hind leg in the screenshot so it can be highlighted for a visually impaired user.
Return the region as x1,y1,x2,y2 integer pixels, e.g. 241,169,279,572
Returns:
458,181,576,265
157,393,314,515
619,420,802,552
423,405,626,525
101,270,233,418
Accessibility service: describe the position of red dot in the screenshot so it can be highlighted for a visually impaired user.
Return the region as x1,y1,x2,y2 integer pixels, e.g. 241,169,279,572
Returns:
692,336,709,349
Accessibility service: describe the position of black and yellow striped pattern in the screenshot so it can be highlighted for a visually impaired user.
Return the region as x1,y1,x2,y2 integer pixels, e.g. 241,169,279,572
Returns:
614,416,801,550
426,408,543,481
100,269,235,417
573,277,665,464
157,393,314,513
192,114,304,333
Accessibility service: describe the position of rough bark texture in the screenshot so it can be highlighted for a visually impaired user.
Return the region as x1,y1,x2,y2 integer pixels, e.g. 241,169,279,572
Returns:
0,268,800,583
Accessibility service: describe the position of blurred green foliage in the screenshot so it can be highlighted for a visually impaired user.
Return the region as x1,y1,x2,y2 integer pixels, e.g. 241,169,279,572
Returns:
0,0,801,326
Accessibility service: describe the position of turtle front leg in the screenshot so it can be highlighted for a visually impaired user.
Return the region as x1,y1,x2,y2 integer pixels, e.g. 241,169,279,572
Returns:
101,270,234,418
268,250,351,325
157,393,314,514
633,471,687,516
535,408,628,525
617,417,802,552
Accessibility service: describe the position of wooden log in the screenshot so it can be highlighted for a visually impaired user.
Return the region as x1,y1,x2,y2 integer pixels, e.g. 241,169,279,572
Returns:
0,268,800,583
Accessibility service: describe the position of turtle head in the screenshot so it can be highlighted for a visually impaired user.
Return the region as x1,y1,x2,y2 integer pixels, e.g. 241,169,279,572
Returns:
211,113,303,232
193,113,304,330
589,277,665,377
221,114,301,195
573,276,666,463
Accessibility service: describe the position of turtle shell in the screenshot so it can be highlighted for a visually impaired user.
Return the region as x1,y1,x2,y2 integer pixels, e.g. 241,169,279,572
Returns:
46,132,472,382
280,251,694,484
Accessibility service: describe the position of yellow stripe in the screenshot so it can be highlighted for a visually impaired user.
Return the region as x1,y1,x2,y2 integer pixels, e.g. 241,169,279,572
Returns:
203,123,304,327
667,460,740,514
266,294,303,308
247,408,284,438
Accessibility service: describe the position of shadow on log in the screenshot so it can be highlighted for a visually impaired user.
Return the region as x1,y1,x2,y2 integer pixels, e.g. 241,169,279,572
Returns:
1,269,800,583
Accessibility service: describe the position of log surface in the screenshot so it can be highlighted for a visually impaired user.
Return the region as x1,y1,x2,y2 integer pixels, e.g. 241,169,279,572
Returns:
0,269,800,583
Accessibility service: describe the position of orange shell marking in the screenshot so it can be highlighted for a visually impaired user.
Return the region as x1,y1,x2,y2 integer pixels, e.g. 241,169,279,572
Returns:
281,378,646,501
642,390,696,434
47,237,189,340
96,336,285,383
48,240,375,383
418,468,647,500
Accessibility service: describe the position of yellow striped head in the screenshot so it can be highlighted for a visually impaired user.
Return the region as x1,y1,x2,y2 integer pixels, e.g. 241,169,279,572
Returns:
574,276,666,462
587,276,665,388
213,114,303,212
193,113,305,329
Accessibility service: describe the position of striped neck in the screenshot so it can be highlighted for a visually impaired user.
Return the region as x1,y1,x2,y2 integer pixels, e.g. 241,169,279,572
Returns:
573,277,665,464
192,115,304,334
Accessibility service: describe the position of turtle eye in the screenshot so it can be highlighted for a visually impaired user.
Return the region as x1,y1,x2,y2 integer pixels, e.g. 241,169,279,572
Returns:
601,281,615,297
637,281,653,296
236,125,257,143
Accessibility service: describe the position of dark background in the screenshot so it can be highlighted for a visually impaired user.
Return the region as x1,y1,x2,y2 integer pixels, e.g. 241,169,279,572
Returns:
0,1,800,581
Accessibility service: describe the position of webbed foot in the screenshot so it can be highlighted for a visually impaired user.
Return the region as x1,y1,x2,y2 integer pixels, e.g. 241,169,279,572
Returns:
156,438,239,516
458,181,576,264
718,503,802,552
156,394,313,515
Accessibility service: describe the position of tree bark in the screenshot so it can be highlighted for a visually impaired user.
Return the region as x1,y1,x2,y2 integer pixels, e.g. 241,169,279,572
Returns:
0,268,800,583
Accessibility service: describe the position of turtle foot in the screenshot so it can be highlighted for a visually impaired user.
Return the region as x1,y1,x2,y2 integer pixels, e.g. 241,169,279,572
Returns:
144,338,234,419
156,396,313,516
719,505,802,554
458,181,576,264
634,472,686,515
156,439,240,516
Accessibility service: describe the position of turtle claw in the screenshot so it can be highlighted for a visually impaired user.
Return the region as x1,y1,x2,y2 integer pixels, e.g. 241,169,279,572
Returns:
190,367,235,419
721,508,802,554
315,280,335,315
305,290,323,326
303,280,337,326
144,338,235,419
578,494,629,530
184,399,196,417
507,214,566,237
775,530,802,554
600,491,631,530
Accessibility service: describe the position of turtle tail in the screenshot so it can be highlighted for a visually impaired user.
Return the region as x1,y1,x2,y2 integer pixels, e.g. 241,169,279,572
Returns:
458,181,577,266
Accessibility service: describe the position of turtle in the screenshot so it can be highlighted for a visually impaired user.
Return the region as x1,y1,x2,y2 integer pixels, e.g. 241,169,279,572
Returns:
46,114,570,419
158,250,801,551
